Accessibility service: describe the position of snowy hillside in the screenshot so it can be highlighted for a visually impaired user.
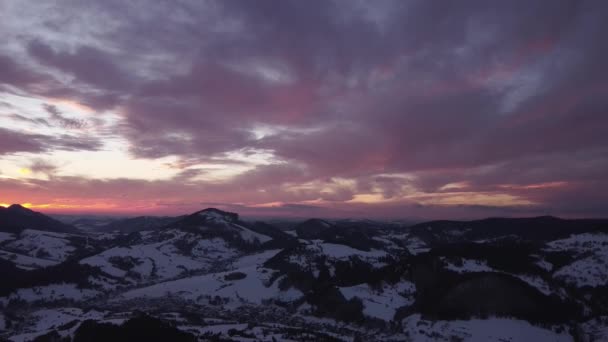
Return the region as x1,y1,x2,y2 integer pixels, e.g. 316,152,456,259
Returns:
0,229,89,270
1,208,607,341
545,233,608,288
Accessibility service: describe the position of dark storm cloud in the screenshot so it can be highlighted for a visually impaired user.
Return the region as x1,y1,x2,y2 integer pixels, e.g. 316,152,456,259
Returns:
28,40,135,92
0,54,45,87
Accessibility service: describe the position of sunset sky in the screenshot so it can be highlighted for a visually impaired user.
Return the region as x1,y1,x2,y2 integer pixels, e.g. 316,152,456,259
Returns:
0,0,607,218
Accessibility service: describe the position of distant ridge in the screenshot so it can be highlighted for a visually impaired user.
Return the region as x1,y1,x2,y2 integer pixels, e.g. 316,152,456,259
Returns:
98,215,182,233
0,204,79,234
410,216,608,243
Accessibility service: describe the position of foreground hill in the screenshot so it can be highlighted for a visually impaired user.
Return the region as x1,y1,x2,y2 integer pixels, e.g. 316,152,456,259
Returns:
0,205,93,270
1,208,607,341
77,209,283,290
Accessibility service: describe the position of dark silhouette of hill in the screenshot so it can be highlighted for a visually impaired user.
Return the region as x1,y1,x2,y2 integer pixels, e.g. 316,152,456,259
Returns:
0,204,79,234
71,314,197,342
410,216,608,245
98,215,183,233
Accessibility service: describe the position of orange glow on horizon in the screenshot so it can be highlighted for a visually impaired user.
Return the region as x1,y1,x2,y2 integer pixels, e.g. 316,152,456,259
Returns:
250,201,285,208
0,201,126,212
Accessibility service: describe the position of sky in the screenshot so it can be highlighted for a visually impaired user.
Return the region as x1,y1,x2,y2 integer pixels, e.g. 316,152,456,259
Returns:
0,0,607,219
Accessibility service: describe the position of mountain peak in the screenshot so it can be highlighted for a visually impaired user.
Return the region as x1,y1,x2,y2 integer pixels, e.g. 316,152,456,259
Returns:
295,218,334,239
0,204,79,233
193,208,239,223
7,204,35,215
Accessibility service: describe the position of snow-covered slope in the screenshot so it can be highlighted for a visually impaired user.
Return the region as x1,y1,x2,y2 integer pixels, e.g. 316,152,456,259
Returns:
120,249,302,306
3,230,78,262
339,281,415,321
0,229,88,269
79,209,276,289
546,233,608,287
271,239,392,280
1,211,607,342
3,284,100,305
81,231,239,288
174,208,273,244
401,314,573,341
0,249,59,269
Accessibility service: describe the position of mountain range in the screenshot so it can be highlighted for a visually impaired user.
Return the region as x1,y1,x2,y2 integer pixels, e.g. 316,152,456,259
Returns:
0,204,607,341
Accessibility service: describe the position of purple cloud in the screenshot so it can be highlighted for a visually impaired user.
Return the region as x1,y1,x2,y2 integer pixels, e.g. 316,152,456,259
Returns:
0,0,607,217
0,127,102,155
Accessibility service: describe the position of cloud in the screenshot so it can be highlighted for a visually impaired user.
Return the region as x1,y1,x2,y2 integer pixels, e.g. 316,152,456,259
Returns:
0,0,607,217
28,40,135,93
5,113,50,127
0,127,102,155
42,103,88,130
28,159,58,176
0,128,45,155
0,54,45,88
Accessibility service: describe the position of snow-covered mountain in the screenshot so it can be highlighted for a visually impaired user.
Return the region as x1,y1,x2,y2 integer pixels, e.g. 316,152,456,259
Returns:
1,207,607,341
0,229,92,270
